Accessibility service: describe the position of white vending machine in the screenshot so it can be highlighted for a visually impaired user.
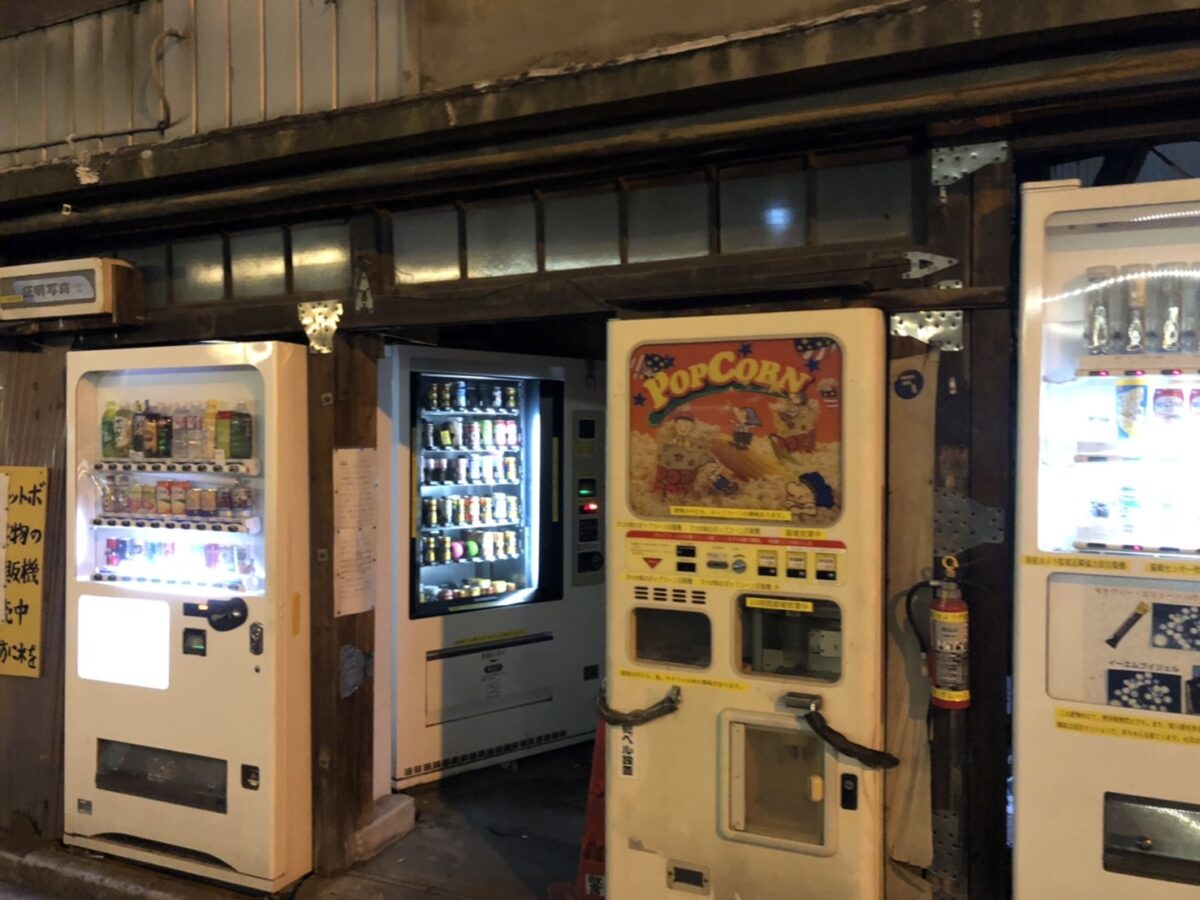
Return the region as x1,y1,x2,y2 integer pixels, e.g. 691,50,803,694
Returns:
606,310,888,899
380,346,606,788
1016,178,1200,897
64,342,311,892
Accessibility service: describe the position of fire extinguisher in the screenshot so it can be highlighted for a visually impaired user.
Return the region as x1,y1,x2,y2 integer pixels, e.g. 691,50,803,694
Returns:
906,554,971,710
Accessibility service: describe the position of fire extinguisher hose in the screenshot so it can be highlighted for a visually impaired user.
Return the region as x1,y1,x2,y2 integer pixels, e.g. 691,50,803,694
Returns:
803,710,900,770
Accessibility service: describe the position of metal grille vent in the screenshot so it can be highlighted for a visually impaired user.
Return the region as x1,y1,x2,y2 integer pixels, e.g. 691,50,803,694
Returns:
402,729,570,777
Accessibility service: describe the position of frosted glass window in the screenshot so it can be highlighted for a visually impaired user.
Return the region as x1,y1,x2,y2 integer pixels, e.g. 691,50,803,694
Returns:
544,192,619,271
627,181,709,263
720,171,807,253
814,160,912,244
291,220,351,292
117,244,168,307
393,207,461,284
230,228,286,296
171,236,225,304
466,200,537,278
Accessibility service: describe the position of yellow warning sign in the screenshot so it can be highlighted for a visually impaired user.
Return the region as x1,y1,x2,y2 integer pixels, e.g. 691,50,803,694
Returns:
454,629,529,648
1144,561,1200,577
616,519,764,536
619,669,746,691
746,597,813,613
1055,707,1200,746
669,505,791,522
783,528,826,539
1023,554,1129,571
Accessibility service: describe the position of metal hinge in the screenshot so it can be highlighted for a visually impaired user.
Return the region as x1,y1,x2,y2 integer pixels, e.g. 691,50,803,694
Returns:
902,251,958,281
889,311,964,352
931,142,1010,186
298,300,343,354
934,487,1005,556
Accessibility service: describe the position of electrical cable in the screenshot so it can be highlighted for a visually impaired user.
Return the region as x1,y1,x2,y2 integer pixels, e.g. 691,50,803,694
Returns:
595,683,681,727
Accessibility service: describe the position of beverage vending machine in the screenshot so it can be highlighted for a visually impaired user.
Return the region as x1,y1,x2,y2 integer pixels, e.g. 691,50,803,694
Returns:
64,342,311,892
606,310,887,899
1016,178,1200,897
380,346,605,788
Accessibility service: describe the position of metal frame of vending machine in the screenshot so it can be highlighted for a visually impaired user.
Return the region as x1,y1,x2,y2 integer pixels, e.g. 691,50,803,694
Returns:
1016,178,1200,897
606,309,886,899
63,342,311,892
380,346,605,789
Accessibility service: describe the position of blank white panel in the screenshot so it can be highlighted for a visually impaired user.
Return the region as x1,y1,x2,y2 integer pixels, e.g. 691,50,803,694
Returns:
78,594,171,690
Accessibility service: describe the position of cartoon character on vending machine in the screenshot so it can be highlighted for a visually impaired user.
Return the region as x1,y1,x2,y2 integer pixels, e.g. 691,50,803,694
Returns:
785,472,836,519
769,390,819,459
654,414,707,495
728,406,762,450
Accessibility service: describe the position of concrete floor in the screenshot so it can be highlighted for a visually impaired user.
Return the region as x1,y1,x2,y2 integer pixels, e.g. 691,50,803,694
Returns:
297,742,591,900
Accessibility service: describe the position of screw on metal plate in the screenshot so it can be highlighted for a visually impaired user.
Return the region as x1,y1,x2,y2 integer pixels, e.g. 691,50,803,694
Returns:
902,251,958,281
321,392,335,406
936,279,964,290
297,300,343,354
316,548,329,562
934,487,1005,556
931,141,1010,186
889,311,964,351
1136,835,1154,852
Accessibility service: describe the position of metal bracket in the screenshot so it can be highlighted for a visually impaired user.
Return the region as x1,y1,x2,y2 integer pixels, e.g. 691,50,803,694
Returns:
903,251,958,281
931,141,1010,186
297,300,343,354
929,809,967,897
889,311,964,352
934,487,1005,556
353,261,375,313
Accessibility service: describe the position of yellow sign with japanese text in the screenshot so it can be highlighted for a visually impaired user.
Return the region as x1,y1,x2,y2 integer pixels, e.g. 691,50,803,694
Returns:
1,467,48,678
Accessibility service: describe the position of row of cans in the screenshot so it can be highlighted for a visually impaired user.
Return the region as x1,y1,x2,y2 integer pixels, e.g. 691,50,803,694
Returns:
422,493,520,527
422,417,521,450
424,380,520,412
423,454,519,484
102,537,254,574
420,530,520,564
1117,382,1200,438
421,578,519,603
100,476,254,519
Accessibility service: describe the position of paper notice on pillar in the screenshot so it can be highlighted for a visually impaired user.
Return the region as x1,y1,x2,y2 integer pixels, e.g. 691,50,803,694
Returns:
1048,573,1200,715
0,467,48,678
333,448,377,617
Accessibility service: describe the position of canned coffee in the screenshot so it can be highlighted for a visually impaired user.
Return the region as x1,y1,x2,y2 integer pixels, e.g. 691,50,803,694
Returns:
454,381,468,410
467,420,482,449
490,385,504,409
505,385,518,409
480,418,493,447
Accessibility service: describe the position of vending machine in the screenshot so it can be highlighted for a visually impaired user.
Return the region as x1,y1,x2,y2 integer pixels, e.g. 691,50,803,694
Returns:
380,346,605,788
1015,179,1200,896
64,342,311,892
606,309,887,899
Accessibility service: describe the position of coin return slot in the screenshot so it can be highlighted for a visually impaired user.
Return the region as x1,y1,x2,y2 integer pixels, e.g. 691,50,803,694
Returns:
666,861,710,895
633,607,711,668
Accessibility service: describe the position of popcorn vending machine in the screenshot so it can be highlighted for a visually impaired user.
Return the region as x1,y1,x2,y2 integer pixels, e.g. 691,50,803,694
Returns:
1015,179,1200,897
63,342,311,892
606,310,887,899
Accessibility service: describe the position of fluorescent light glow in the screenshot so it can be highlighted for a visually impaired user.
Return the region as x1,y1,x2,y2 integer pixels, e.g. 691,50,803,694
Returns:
763,205,794,230
1041,267,1200,305
78,594,170,690
1129,208,1200,223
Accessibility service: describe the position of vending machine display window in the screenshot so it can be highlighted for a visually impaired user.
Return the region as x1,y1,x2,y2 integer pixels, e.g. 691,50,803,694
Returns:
626,336,843,526
411,373,561,618
1035,203,1200,556
738,595,842,682
632,606,712,668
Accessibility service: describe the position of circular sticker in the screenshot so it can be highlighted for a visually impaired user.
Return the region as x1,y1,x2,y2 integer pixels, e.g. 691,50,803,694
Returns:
894,369,924,399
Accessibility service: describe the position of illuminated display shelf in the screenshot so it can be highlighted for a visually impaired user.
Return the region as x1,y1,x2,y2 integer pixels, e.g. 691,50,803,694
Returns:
420,479,520,487
421,521,522,532
94,457,260,476
91,571,260,594
92,514,261,535
421,554,523,566
420,447,520,456
423,408,520,417
1075,354,1200,377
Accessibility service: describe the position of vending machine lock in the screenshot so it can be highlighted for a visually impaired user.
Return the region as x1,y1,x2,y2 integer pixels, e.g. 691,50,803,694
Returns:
207,597,248,632
783,692,823,713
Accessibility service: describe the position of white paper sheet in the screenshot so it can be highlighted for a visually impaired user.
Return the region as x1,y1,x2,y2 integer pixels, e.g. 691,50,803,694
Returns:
333,448,377,617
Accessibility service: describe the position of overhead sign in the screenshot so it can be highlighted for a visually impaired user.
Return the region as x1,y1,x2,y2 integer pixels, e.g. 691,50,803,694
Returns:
0,258,138,323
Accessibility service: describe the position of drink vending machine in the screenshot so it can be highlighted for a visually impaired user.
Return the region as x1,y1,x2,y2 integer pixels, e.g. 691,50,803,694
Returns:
606,310,889,899
380,346,605,787
64,342,311,892
1015,178,1200,896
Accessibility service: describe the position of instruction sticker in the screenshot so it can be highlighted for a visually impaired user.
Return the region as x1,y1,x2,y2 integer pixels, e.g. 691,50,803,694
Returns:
746,597,814,613
1055,707,1200,746
1023,554,1130,572
618,724,638,780
1145,561,1200,577
619,668,746,691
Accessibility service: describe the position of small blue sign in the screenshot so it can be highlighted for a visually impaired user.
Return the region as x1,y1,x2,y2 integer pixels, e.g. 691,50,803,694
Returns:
894,369,924,400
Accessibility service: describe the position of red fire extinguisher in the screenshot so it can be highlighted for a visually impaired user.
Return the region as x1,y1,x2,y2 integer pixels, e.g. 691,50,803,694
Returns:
906,554,971,710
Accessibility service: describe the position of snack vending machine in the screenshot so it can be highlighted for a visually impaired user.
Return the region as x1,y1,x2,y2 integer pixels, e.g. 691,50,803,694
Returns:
1016,178,1200,897
64,342,311,892
606,310,886,899
381,346,605,788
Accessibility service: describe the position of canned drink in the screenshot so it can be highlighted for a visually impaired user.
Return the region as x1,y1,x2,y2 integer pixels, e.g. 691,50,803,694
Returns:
1191,388,1200,414
451,496,465,526
480,418,493,448
481,531,495,560
451,418,465,448
1116,381,1148,439
454,381,468,410
236,545,254,575
466,495,481,524
156,481,173,515
505,385,518,409
480,496,492,524
466,420,482,450
426,381,440,410
424,497,439,526
437,421,455,449
490,385,504,409
507,420,519,446
186,486,202,516
493,419,506,447
220,544,236,572
493,492,508,522
422,537,436,565
450,456,465,484
422,421,436,449
504,530,518,557
171,481,188,516
439,535,453,564
508,495,519,522
468,454,482,483
1154,387,1185,422
231,481,252,516
439,382,453,410
101,477,116,514
440,496,455,524
423,457,437,485
201,487,218,517
216,487,233,518
504,456,518,482
465,382,479,410
204,543,221,569
106,537,119,566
